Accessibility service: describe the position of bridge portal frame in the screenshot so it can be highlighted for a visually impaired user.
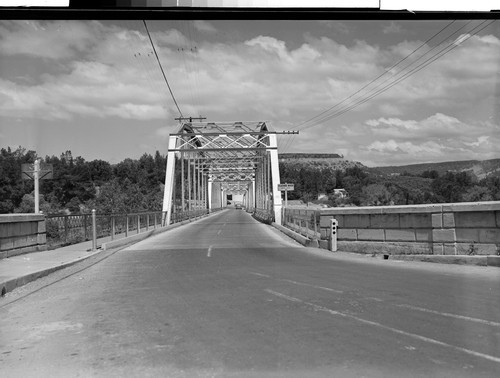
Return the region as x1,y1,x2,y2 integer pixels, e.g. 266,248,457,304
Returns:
162,121,282,226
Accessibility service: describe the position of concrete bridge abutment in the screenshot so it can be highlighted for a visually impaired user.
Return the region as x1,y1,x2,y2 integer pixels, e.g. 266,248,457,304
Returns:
318,201,500,257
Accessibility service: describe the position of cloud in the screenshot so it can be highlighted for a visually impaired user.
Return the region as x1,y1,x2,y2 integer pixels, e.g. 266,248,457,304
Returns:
193,20,217,34
0,20,498,166
0,20,97,60
383,22,402,34
358,114,500,165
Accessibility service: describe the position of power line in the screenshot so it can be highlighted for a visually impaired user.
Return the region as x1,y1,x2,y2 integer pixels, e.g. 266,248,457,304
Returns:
291,20,460,132
143,20,183,118
280,19,495,154
288,20,495,139
298,20,495,131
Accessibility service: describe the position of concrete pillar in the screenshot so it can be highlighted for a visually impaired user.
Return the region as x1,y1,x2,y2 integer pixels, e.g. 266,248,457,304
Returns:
268,134,282,225
162,135,177,226
208,180,213,210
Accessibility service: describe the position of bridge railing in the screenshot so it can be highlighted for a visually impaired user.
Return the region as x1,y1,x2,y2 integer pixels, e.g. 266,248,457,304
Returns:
46,211,166,248
46,208,224,249
282,208,321,240
253,208,274,224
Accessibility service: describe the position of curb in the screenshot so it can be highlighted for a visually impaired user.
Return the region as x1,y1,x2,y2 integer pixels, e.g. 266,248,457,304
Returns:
271,223,500,267
1,251,101,297
388,254,489,266
271,222,319,248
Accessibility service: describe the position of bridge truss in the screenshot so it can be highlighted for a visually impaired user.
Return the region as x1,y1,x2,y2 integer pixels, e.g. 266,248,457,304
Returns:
162,121,282,225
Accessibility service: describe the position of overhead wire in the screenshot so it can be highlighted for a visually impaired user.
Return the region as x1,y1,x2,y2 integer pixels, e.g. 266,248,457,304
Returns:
296,19,494,131
292,19,460,132
186,20,202,115
279,19,462,153
280,19,496,153
143,20,184,118
127,21,167,109
313,20,494,125
175,20,195,115
115,20,169,122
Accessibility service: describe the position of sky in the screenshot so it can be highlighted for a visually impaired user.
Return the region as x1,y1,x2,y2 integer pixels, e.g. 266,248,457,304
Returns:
0,18,499,166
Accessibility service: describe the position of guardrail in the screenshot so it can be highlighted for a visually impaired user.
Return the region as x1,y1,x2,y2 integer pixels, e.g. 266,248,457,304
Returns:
282,208,321,240
46,208,224,249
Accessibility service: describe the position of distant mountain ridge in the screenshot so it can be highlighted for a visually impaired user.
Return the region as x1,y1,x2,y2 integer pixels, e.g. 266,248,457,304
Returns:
372,158,500,180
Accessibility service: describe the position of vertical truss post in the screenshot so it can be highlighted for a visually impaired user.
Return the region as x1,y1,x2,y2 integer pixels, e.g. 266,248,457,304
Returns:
197,158,201,210
251,180,255,211
266,152,271,212
188,153,192,210
203,171,207,210
162,134,177,226
268,134,282,224
208,180,213,210
193,157,197,210
181,151,185,211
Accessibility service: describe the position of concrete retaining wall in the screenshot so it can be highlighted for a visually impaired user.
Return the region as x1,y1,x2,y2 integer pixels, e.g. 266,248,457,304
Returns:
0,214,47,259
318,201,500,256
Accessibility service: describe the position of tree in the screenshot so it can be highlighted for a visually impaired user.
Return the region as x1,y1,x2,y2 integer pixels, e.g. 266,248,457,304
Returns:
94,179,127,214
462,186,493,202
431,171,473,203
361,184,392,206
14,192,52,214
421,170,439,179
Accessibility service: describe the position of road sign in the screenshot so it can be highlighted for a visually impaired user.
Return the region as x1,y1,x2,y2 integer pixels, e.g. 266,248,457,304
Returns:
21,163,53,180
278,183,294,191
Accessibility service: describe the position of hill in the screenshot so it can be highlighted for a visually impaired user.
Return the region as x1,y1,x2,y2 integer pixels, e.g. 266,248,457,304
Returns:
372,158,500,180
278,153,365,171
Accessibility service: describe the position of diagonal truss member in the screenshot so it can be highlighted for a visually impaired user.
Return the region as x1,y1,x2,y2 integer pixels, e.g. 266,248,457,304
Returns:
162,121,282,225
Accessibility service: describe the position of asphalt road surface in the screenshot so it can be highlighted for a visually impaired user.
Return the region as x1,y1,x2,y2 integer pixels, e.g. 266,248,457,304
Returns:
1,209,499,377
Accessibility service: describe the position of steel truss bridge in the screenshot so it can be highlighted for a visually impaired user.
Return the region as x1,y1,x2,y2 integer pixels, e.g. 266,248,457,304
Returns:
162,121,283,225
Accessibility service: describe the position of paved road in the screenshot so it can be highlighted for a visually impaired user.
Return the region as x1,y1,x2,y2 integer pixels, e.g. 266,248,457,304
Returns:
1,209,499,377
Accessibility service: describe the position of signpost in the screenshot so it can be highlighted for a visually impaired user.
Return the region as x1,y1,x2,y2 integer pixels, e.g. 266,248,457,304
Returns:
21,159,53,214
278,183,294,208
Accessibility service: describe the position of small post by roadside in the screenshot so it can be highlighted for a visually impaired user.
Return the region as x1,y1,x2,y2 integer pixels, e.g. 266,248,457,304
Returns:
329,218,338,252
34,159,40,214
92,209,97,252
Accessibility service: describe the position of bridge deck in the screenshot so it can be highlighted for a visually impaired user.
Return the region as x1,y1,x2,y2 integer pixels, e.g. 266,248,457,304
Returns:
1,209,499,376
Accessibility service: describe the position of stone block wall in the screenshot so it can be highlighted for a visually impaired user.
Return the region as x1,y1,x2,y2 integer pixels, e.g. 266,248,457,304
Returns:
318,202,500,256
0,214,47,259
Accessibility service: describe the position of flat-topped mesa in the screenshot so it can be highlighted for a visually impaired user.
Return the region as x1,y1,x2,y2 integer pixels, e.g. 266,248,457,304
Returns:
279,153,344,160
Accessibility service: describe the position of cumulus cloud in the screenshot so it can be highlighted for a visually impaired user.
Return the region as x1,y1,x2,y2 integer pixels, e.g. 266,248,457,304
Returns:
0,20,498,166
358,114,500,165
0,20,97,60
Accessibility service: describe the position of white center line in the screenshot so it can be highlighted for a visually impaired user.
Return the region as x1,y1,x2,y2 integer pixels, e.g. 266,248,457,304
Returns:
248,272,343,293
252,273,497,329
264,289,500,364
395,303,500,328
249,272,271,278
281,278,344,294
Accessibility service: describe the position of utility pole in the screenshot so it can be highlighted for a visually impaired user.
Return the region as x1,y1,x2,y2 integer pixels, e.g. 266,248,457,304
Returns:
21,159,52,214
34,158,40,214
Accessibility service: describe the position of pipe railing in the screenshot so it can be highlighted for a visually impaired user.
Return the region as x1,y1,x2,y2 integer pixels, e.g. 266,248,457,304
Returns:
46,207,224,249
282,208,321,240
